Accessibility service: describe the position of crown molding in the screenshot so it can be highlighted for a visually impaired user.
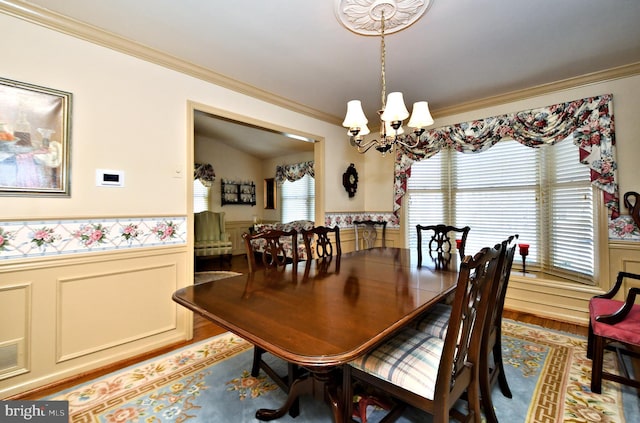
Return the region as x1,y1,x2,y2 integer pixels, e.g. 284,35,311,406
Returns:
0,0,342,125
2,1,639,126
433,62,640,118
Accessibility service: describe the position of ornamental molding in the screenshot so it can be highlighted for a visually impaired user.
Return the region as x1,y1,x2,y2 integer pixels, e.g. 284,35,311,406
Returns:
335,0,433,35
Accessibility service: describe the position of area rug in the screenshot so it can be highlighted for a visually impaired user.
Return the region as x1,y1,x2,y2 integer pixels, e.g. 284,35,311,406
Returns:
193,271,241,284
44,320,639,422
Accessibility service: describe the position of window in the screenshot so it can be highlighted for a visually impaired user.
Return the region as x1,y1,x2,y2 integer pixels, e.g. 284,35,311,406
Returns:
280,174,315,222
406,137,595,283
193,179,209,212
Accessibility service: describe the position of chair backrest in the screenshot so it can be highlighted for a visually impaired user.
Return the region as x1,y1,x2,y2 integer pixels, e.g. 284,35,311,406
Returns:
353,220,387,250
302,226,341,259
416,224,470,266
435,243,502,402
486,234,518,341
243,229,298,273
194,211,226,242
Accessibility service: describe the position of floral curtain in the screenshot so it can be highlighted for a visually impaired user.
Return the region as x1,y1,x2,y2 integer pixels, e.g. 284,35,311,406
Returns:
275,161,315,184
194,163,216,187
393,94,618,218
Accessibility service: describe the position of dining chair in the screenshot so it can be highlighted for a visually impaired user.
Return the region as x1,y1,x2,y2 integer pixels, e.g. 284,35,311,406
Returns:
242,229,298,273
587,271,640,394
414,234,519,410
242,229,301,416
344,243,503,423
416,224,470,267
353,220,387,251
478,234,518,423
302,225,342,259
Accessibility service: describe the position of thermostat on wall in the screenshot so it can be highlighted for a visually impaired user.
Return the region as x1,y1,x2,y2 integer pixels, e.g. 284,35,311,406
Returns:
96,169,125,187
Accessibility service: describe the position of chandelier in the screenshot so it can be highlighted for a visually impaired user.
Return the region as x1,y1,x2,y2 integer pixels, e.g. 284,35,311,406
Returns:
339,1,434,155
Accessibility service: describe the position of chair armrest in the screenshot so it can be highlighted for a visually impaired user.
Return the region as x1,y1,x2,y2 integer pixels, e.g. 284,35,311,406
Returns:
596,287,640,325
220,232,231,242
595,271,640,299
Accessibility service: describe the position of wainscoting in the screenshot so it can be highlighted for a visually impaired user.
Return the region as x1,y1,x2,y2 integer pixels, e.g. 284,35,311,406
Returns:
0,246,191,398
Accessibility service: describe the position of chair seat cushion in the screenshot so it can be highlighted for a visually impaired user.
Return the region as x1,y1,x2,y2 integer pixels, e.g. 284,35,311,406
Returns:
590,297,640,346
414,302,451,339
349,327,443,400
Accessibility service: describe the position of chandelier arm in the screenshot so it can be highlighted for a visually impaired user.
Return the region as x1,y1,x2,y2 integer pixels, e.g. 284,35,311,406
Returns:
351,137,385,154
393,134,422,148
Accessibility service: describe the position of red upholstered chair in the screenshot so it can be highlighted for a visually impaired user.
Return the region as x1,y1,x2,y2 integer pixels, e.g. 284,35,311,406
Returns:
587,271,640,394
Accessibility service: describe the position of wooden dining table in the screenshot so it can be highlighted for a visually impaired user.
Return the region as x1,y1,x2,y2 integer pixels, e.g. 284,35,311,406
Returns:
172,247,459,422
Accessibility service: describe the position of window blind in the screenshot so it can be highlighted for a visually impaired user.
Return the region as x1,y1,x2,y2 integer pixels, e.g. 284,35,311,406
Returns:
406,138,594,282
193,179,209,213
280,174,315,223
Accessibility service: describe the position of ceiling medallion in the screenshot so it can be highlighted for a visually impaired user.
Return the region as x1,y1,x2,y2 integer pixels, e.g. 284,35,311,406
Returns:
335,0,433,35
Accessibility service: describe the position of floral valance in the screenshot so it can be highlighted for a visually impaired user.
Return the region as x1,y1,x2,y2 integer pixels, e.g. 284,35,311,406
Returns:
275,161,315,184
393,94,619,218
194,163,216,187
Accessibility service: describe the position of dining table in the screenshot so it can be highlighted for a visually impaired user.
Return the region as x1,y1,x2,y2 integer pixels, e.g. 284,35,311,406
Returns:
172,247,459,422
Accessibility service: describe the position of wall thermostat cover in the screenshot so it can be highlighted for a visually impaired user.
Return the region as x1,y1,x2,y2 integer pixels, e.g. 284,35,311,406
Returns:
96,169,125,187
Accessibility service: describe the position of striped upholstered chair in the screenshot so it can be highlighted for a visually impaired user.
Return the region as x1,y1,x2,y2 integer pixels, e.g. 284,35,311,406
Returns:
412,235,518,423
344,244,503,423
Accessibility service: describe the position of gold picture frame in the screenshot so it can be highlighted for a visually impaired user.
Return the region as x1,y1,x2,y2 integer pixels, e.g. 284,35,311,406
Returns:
0,77,72,196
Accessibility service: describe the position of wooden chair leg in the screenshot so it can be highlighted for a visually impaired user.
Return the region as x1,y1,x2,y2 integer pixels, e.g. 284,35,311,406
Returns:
480,358,499,423
493,337,512,398
586,322,595,360
591,335,604,394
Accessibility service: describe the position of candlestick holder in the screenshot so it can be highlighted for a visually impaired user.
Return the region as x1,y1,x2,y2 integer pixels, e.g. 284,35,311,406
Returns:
518,243,529,274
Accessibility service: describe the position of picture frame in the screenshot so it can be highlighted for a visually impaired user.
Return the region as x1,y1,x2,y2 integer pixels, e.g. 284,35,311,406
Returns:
0,77,72,196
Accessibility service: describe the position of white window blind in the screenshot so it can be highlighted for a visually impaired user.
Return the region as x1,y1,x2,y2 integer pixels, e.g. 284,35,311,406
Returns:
280,174,315,223
406,138,594,282
193,179,209,213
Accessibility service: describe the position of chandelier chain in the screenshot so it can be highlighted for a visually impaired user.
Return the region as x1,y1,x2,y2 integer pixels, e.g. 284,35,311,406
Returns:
380,11,386,111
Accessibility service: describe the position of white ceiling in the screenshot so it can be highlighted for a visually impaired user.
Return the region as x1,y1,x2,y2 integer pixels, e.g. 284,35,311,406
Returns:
18,0,640,157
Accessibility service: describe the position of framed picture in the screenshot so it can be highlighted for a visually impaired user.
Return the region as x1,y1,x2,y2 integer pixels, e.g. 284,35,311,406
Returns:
0,77,72,196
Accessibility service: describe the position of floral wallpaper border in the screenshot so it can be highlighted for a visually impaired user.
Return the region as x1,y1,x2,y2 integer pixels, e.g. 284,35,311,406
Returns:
609,215,640,241
0,216,186,260
325,212,638,242
324,212,399,229
0,212,635,261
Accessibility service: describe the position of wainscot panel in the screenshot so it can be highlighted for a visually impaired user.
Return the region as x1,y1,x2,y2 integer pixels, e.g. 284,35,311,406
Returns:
0,247,190,399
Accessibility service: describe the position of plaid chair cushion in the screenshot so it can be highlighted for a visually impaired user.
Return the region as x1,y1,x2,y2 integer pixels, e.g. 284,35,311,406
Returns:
349,327,444,400
414,302,451,339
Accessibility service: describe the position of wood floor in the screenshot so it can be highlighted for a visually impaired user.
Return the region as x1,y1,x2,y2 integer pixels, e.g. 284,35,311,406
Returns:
12,254,588,400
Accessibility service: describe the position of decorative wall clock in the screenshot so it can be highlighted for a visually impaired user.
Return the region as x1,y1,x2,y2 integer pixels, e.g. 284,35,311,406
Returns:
342,163,358,197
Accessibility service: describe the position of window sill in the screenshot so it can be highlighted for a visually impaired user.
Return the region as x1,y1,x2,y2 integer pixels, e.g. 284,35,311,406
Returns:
509,270,601,295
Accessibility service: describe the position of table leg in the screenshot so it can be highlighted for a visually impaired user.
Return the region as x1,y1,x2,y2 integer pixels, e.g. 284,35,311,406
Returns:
255,367,344,422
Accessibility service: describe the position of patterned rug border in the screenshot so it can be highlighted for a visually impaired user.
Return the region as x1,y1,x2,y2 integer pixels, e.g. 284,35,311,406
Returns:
501,320,624,423
49,320,630,423
49,332,253,420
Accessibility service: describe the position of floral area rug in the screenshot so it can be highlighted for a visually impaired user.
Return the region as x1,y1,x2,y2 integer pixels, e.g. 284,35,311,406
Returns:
44,321,639,422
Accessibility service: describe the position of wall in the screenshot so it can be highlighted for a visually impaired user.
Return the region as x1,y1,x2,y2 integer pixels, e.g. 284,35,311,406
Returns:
195,135,263,222
0,10,349,398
